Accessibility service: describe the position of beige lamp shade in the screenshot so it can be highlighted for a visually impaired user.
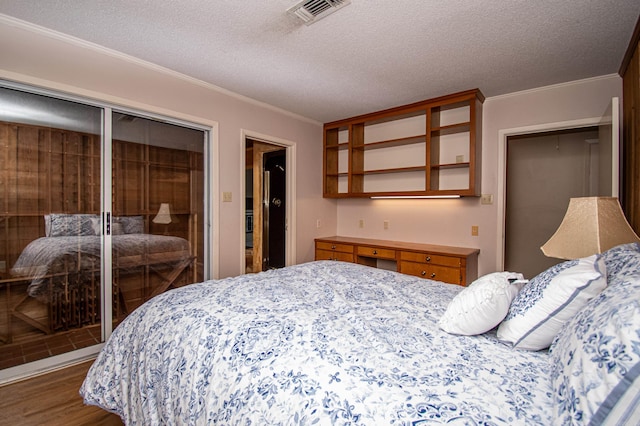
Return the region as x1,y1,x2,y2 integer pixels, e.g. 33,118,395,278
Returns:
152,203,172,225
541,197,640,260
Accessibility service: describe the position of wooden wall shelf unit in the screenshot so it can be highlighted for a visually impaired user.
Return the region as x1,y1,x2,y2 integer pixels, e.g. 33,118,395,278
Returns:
315,236,479,286
323,89,484,198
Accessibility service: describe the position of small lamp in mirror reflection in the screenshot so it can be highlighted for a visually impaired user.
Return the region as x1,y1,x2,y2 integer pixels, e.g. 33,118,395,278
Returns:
541,197,640,260
153,203,172,234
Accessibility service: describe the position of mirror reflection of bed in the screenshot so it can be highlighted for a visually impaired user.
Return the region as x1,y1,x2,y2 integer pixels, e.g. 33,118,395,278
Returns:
0,113,206,369
6,214,195,344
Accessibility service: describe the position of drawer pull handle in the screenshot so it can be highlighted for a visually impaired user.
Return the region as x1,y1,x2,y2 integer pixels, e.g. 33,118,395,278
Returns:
431,273,436,278
373,250,378,255
421,270,426,276
331,245,336,249
425,256,431,262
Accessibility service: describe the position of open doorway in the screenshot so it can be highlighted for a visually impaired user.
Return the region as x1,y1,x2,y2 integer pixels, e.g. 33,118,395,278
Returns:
245,138,289,273
505,127,599,278
500,98,619,277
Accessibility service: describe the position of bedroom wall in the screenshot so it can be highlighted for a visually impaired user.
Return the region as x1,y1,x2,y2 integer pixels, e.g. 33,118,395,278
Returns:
0,17,623,280
336,74,623,276
0,16,335,279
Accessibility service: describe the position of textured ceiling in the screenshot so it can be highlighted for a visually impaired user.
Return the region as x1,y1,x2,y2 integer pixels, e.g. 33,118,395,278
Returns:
0,0,638,123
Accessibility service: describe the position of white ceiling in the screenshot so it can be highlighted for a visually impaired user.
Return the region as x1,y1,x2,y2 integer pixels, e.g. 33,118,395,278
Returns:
0,0,638,123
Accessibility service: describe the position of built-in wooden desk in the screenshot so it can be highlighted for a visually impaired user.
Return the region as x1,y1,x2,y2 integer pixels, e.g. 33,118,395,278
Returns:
315,236,479,286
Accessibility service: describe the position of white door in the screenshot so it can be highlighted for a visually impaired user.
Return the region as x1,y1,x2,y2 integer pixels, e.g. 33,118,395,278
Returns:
597,97,620,197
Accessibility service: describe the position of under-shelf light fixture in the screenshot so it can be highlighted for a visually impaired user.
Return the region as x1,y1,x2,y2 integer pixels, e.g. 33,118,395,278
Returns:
370,195,461,199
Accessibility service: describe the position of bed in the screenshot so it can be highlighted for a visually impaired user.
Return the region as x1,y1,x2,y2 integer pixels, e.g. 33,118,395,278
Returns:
6,214,193,337
12,234,193,301
80,243,640,425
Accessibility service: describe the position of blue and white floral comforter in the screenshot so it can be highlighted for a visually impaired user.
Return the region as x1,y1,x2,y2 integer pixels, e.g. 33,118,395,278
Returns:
81,261,553,425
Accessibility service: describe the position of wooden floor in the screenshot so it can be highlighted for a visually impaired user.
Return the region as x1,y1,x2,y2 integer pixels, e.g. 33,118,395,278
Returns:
0,325,102,370
0,360,123,425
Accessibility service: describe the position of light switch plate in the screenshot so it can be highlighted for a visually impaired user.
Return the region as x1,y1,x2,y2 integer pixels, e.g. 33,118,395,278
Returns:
480,194,493,205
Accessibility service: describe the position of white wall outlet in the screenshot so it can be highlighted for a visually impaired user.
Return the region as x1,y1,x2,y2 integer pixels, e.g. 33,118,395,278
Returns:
383,220,389,230
222,192,232,202
316,219,321,229
358,219,365,228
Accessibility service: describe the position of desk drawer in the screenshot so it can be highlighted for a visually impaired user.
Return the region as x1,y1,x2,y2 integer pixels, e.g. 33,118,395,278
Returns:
400,251,461,267
315,249,354,263
315,241,354,254
357,246,396,259
399,261,462,285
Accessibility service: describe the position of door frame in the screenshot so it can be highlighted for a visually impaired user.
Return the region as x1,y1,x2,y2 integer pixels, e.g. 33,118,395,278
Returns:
496,117,603,271
241,130,296,272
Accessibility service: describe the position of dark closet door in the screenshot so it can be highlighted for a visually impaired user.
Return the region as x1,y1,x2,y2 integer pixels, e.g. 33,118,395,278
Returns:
262,150,286,269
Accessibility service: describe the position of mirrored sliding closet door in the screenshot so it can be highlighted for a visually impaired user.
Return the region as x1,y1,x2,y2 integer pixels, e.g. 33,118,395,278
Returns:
110,112,205,326
0,84,209,379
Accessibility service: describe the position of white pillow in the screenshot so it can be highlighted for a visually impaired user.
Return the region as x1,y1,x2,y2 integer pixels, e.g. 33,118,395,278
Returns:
439,272,527,335
497,254,606,351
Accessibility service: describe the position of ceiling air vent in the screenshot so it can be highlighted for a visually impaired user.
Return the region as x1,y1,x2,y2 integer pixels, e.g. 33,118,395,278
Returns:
287,0,351,25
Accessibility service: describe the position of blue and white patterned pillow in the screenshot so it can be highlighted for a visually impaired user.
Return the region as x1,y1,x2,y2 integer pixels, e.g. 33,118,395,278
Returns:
549,266,640,425
45,213,99,237
116,216,144,234
601,242,640,285
497,255,606,351
89,215,145,235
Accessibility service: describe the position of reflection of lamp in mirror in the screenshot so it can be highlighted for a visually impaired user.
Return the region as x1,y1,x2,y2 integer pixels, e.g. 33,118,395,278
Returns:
541,197,640,260
153,203,172,234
